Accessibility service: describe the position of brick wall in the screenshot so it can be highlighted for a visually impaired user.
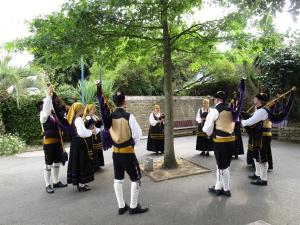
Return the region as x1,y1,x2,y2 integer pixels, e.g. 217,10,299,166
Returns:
126,96,209,135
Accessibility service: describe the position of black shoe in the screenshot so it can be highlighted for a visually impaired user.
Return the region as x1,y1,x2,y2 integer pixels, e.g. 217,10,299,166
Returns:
53,181,68,188
208,186,217,194
268,169,273,172
216,189,223,196
208,186,223,196
234,155,238,159
222,190,231,197
119,204,129,215
200,151,205,156
248,174,260,180
77,185,91,192
129,204,149,215
251,180,268,186
46,185,54,194
205,152,209,156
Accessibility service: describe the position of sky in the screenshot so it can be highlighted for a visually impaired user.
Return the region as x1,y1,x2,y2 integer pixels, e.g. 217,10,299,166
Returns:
0,0,299,67
0,0,64,67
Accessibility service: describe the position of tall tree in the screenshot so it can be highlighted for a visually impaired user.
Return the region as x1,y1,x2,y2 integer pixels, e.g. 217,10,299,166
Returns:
17,0,298,168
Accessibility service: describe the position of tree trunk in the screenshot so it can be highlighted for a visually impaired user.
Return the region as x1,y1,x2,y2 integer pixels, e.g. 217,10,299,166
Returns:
161,0,177,169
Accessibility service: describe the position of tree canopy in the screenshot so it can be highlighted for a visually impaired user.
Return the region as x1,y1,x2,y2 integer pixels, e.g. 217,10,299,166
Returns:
12,0,300,167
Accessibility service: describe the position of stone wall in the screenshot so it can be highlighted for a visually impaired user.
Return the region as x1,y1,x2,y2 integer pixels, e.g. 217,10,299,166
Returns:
126,96,208,135
276,127,300,142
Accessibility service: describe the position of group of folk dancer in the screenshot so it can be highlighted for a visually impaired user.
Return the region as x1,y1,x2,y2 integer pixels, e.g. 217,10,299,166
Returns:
37,80,295,215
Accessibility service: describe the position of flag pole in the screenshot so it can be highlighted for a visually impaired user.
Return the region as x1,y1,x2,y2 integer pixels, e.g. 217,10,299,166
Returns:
81,56,85,104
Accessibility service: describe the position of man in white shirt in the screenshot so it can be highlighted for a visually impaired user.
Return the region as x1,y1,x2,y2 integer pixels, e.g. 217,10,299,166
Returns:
38,85,67,194
110,91,148,215
203,91,235,197
241,93,271,186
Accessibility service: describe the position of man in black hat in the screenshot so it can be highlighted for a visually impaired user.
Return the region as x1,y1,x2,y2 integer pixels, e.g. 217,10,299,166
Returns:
203,91,235,197
110,91,149,215
38,85,67,194
241,93,272,186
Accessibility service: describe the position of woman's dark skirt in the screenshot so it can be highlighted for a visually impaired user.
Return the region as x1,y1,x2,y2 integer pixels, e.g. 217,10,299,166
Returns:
67,136,94,185
147,125,164,153
92,133,105,168
196,124,213,152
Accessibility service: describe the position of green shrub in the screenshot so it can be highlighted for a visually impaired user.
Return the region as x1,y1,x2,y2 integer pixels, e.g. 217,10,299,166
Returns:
77,80,97,105
55,83,79,105
0,94,43,144
184,80,237,97
0,133,26,156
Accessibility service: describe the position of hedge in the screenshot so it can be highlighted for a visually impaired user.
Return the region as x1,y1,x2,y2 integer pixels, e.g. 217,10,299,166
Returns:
0,83,80,144
0,95,43,144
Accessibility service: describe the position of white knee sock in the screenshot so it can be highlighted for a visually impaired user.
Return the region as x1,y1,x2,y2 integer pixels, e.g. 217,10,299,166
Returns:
221,168,230,191
52,163,60,184
44,165,52,187
259,162,269,181
130,181,140,209
114,179,125,208
215,166,223,190
254,159,261,177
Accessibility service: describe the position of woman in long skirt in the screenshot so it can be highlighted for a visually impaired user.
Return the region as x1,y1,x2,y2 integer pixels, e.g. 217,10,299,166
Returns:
66,102,100,192
83,104,105,172
147,104,165,154
196,99,213,156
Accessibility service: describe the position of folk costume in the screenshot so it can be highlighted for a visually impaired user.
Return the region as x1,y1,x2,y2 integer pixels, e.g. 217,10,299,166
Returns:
84,104,105,171
195,100,213,156
66,103,100,192
110,91,148,215
38,93,68,194
241,111,255,167
147,105,164,154
242,93,272,185
203,91,235,197
230,90,245,159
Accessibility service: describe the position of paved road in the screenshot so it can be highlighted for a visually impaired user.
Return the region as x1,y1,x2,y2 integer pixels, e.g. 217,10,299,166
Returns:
0,136,300,225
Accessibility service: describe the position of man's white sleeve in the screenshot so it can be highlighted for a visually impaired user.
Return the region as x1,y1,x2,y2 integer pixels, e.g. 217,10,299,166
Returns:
40,96,53,124
202,109,219,136
129,114,142,146
241,108,268,127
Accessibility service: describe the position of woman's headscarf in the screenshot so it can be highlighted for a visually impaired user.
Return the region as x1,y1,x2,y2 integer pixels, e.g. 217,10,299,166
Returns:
66,102,83,125
83,104,95,120
83,104,100,121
